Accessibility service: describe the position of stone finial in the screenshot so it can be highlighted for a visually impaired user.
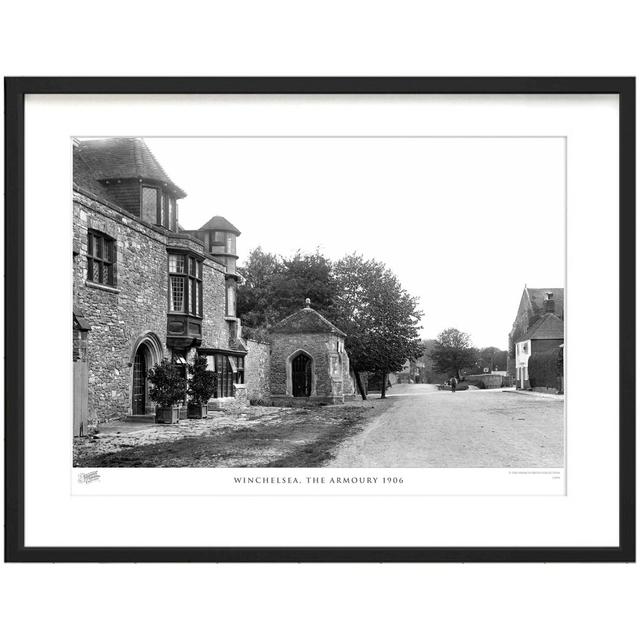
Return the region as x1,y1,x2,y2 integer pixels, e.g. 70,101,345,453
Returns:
305,298,311,308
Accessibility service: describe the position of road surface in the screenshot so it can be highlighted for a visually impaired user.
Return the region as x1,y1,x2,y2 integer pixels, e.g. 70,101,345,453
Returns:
327,384,564,467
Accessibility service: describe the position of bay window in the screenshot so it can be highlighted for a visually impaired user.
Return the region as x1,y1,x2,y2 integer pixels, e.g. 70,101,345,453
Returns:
168,253,202,316
205,353,245,398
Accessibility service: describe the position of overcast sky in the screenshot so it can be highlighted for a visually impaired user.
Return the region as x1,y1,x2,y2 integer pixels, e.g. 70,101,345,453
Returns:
144,137,565,349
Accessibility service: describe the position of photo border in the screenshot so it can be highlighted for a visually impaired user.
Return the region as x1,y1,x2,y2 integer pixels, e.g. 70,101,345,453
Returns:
4,77,635,562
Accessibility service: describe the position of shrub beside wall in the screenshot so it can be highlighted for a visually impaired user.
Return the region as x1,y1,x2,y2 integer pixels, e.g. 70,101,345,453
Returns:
528,347,562,391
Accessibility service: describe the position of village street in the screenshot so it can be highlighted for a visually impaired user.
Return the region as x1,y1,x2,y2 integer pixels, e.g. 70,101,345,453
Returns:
75,383,564,468
327,384,564,468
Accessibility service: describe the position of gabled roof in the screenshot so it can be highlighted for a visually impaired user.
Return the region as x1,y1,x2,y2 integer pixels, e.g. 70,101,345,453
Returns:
271,306,346,336
521,312,564,341
74,138,186,198
199,215,241,235
526,287,564,320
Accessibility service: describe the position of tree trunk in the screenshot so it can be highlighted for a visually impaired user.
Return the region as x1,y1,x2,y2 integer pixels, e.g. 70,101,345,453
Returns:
354,369,367,400
380,371,387,399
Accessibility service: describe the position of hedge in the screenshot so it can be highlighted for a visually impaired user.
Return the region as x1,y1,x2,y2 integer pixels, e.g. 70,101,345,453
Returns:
528,347,562,389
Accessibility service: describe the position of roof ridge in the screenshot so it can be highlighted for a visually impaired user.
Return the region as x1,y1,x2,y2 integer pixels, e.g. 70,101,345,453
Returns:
521,312,564,341
271,306,346,336
139,138,170,183
199,215,241,235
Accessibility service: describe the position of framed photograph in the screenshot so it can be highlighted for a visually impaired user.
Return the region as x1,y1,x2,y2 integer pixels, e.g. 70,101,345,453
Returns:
5,77,635,562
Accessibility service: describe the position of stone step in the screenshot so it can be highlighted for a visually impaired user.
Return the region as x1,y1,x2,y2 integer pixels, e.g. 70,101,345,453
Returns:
125,413,156,423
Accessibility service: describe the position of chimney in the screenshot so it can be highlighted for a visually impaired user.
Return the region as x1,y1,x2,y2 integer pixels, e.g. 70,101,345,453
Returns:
543,292,555,314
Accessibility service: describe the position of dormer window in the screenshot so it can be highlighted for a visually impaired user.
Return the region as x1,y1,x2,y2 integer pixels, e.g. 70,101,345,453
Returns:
141,185,177,231
141,186,159,226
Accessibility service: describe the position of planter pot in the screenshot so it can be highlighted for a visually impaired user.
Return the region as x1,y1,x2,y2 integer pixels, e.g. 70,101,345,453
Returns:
155,406,180,424
187,403,208,419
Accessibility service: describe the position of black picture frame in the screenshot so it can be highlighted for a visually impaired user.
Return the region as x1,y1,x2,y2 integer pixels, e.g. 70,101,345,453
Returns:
4,77,635,563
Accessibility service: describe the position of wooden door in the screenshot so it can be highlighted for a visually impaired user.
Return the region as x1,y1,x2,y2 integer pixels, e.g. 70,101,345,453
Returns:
132,348,147,414
73,360,88,436
292,353,311,397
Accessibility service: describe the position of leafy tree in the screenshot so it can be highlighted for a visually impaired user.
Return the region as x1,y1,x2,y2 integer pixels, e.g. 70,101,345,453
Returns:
148,360,188,408
237,248,336,339
416,339,449,384
272,250,337,320
236,247,281,337
430,328,478,380
332,254,424,399
473,346,508,373
237,249,424,400
187,355,218,405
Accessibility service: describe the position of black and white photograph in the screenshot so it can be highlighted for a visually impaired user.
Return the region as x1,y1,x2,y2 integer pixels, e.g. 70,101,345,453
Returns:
72,135,565,473
2,3,638,638
7,77,632,564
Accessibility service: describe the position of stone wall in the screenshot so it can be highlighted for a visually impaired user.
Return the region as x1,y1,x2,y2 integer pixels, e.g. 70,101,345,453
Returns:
341,350,356,398
73,190,236,423
208,384,248,411
73,193,170,422
200,260,229,350
270,333,330,397
245,339,271,403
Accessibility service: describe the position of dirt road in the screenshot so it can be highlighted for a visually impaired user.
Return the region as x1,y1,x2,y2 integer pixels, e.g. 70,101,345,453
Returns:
327,384,564,467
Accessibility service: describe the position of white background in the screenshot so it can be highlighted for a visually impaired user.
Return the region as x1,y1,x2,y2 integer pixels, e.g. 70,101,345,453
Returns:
1,2,638,639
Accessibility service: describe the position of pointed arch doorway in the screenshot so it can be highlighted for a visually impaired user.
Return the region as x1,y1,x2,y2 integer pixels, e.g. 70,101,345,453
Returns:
130,332,163,415
291,352,312,397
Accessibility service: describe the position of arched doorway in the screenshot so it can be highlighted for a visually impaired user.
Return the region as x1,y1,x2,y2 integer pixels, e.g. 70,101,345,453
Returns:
130,332,163,416
132,343,150,414
291,352,312,397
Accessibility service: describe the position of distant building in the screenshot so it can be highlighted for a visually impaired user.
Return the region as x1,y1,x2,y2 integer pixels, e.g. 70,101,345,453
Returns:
508,287,564,389
396,359,425,384
414,340,448,385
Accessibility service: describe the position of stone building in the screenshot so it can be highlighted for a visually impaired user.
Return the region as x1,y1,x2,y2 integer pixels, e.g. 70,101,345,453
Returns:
269,300,356,405
72,137,258,429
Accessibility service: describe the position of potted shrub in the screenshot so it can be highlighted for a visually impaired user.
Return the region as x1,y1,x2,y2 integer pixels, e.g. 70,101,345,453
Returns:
187,355,218,419
148,359,188,424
